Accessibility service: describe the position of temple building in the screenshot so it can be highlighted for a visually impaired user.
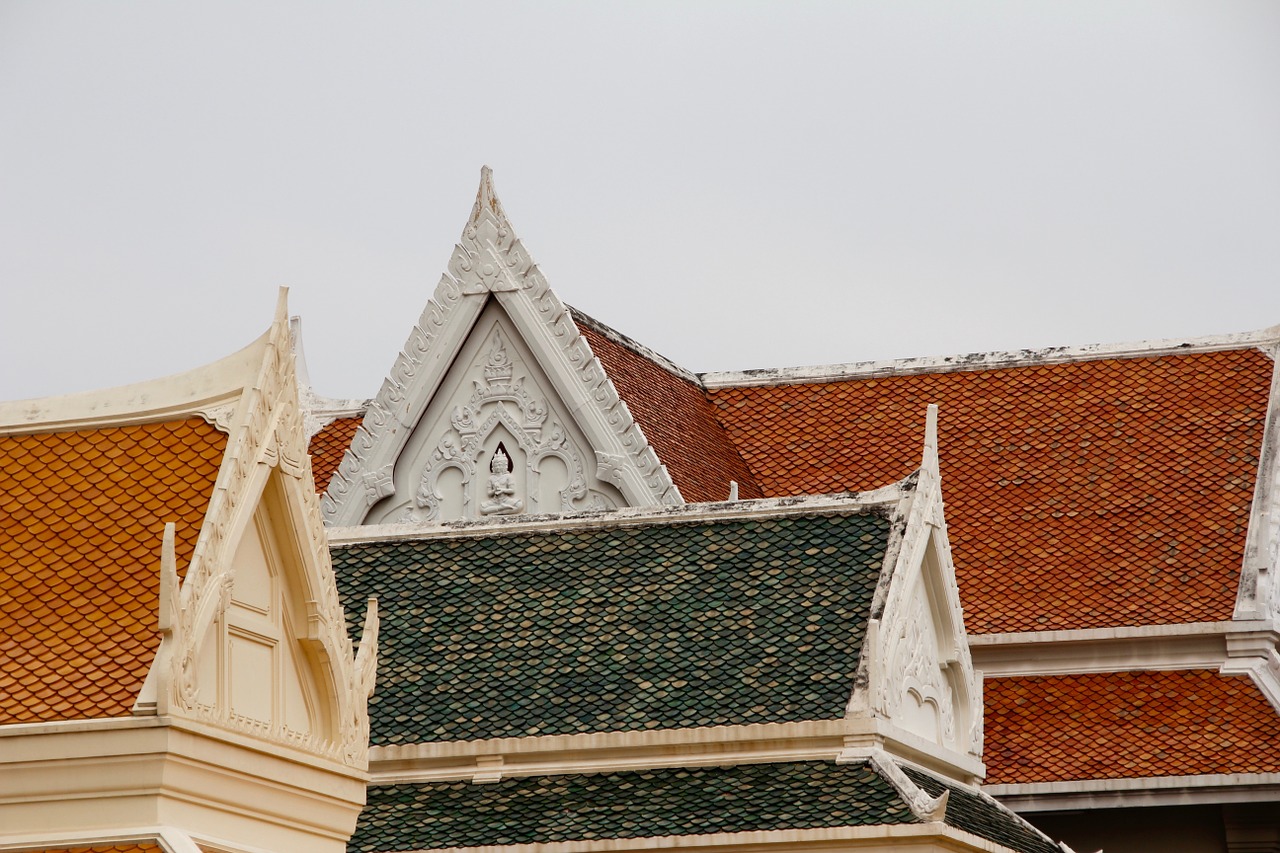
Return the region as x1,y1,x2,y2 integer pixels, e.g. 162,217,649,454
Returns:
3,169,1279,853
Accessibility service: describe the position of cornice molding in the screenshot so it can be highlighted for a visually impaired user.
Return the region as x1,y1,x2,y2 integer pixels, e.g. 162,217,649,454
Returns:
986,772,1280,813
700,325,1280,389
0,717,366,852
968,621,1264,677
315,822,1046,853
320,167,681,526
328,487,904,547
368,715,983,787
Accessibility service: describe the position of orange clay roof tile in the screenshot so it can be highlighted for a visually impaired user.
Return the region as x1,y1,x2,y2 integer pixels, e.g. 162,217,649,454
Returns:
576,316,762,503
707,349,1273,632
0,417,226,725
984,670,1280,784
309,415,362,495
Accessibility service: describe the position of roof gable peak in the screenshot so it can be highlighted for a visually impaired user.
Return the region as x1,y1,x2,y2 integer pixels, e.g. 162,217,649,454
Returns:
321,168,681,527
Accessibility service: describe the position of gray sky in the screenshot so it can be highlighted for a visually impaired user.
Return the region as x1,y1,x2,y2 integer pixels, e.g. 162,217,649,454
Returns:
2,1,1278,402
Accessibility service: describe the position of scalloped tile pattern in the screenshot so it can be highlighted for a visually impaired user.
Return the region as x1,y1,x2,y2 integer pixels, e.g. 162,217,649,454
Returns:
349,761,914,851
309,415,362,494
708,349,1273,632
349,760,1061,853
984,670,1280,783
575,312,762,503
333,512,890,745
0,417,226,724
904,766,1059,853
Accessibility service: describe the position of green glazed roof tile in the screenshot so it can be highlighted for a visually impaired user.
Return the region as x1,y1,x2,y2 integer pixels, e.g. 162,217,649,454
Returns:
348,760,914,852
903,766,1061,853
334,512,891,745
349,760,1064,853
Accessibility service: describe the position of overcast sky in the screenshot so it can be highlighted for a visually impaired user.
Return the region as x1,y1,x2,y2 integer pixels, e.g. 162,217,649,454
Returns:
2,1,1278,402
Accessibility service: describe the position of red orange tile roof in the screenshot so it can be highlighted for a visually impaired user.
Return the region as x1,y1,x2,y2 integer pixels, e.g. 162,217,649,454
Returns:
707,349,1273,632
309,415,362,495
0,417,226,725
576,313,762,504
984,670,1280,784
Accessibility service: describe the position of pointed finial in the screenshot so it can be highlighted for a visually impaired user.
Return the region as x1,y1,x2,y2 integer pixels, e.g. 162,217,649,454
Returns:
274,286,290,324
921,403,940,476
469,165,508,228
157,522,178,633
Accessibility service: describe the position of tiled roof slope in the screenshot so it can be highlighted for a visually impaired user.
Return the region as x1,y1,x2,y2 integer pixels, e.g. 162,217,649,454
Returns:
350,760,1060,853
903,766,1061,853
0,418,226,724
984,670,1280,784
707,349,1273,632
309,415,362,495
333,511,890,744
573,310,762,503
351,762,910,851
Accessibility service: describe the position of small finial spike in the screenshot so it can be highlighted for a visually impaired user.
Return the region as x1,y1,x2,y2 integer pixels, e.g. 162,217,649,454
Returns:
921,403,940,476
469,166,509,228
157,522,178,633
274,286,290,324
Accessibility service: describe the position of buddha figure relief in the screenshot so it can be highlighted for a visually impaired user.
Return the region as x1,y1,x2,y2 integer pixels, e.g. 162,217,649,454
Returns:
480,447,523,516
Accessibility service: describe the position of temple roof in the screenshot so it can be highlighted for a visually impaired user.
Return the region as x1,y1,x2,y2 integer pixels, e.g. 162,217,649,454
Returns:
333,505,893,745
0,418,225,724
349,759,1060,853
572,308,761,503
708,346,1273,633
983,669,1280,784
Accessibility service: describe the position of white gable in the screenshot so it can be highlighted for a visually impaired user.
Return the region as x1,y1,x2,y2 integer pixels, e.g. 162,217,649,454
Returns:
139,292,378,767
364,301,628,523
321,167,680,527
846,405,984,777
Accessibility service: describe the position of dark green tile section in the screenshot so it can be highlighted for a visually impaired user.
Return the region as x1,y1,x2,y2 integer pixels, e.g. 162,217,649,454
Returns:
334,512,890,744
349,760,914,852
904,767,1062,853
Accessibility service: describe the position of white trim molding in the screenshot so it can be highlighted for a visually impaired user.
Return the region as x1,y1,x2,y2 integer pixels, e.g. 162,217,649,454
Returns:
700,325,1280,389
987,773,1280,813
967,622,1263,677
1238,341,1280,623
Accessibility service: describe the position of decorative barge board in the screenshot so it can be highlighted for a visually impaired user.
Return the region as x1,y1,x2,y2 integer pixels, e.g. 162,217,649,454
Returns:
0,292,378,853
320,167,680,527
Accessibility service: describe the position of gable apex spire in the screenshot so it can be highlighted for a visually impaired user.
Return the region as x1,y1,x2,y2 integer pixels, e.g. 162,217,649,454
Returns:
469,165,508,230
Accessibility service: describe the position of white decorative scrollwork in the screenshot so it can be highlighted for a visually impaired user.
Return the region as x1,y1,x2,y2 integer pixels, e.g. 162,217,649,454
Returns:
321,167,680,526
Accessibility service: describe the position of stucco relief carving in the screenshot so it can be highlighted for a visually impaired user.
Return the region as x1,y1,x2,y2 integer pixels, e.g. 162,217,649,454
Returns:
882,577,956,747
321,167,680,527
395,326,615,523
148,293,378,767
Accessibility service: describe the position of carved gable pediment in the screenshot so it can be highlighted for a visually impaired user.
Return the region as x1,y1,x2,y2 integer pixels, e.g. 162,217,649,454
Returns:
321,168,680,527
139,292,377,767
849,406,984,768
364,305,629,523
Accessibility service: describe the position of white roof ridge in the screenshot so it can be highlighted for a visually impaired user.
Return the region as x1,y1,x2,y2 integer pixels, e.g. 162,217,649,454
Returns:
568,305,702,386
327,484,908,546
700,324,1280,389
0,330,270,434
